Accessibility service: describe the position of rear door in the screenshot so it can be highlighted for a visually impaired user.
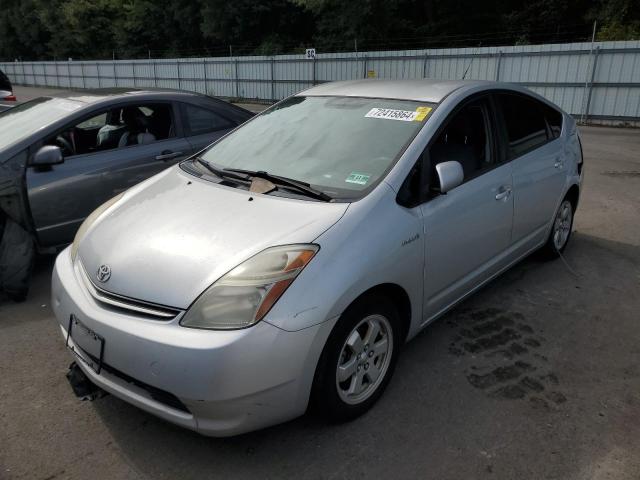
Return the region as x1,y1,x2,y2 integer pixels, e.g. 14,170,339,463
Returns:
494,92,566,248
420,95,514,319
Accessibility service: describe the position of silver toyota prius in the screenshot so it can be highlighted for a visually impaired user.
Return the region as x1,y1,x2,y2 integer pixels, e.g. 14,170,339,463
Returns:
52,79,583,436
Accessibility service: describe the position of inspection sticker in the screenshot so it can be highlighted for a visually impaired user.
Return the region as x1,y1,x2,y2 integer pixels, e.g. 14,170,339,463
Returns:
345,172,371,185
365,106,433,122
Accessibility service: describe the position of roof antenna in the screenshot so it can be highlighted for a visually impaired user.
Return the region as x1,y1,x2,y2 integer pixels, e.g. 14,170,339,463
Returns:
461,43,481,80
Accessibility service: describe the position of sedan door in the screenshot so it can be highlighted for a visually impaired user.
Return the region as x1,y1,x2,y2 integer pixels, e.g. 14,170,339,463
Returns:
26,101,190,246
494,93,567,250
420,96,514,321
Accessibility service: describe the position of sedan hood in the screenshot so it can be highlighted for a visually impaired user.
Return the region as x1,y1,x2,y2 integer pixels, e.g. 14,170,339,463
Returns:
78,167,348,308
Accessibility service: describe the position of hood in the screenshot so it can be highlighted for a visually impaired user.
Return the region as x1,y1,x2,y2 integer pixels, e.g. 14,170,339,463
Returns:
78,167,349,308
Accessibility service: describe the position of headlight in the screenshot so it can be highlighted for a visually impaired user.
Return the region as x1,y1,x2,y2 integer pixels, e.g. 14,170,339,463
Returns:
180,245,319,330
70,193,124,261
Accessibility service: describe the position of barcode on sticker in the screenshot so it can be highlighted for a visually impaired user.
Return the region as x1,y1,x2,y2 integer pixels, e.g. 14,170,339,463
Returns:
365,108,418,122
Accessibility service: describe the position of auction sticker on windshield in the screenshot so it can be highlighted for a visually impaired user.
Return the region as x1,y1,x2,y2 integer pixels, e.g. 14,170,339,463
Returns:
365,106,432,122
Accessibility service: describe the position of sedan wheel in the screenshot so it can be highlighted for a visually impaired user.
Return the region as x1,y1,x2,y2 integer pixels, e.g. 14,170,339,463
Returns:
552,200,573,251
336,314,393,405
311,295,401,421
542,197,575,258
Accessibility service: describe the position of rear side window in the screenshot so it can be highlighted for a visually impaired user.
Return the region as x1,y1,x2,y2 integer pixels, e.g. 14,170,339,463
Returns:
544,105,563,139
183,104,233,135
496,93,549,158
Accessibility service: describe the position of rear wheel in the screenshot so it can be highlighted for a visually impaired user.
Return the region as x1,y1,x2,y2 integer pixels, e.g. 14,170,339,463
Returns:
311,296,401,421
0,216,35,302
541,198,574,258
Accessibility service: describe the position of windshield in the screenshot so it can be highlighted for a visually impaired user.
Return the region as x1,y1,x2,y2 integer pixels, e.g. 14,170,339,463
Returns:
198,96,434,199
0,97,83,150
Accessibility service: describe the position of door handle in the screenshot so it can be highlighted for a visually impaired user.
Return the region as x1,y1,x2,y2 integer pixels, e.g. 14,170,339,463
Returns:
155,151,183,161
495,186,512,201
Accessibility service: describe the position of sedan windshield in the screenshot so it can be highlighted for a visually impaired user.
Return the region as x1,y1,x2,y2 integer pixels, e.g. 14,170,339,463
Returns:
198,96,435,199
0,97,83,151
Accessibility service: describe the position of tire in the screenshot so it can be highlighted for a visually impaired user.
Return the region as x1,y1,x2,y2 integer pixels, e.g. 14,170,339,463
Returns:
310,295,402,422
0,216,35,302
541,198,574,258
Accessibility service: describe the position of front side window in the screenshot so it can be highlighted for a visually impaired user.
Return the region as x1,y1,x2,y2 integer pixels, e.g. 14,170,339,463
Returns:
45,103,174,157
197,96,435,199
429,98,492,185
496,93,549,158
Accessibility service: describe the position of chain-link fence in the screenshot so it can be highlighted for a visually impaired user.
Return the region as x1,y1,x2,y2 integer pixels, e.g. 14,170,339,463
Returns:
2,40,639,124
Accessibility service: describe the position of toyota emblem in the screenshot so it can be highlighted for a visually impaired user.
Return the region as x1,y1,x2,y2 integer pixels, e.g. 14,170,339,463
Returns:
96,264,111,283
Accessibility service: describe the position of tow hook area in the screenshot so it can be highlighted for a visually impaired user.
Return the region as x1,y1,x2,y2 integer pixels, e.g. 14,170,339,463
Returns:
66,362,107,401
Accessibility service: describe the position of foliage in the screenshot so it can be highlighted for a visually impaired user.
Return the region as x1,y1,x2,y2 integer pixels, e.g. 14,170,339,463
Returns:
0,0,638,60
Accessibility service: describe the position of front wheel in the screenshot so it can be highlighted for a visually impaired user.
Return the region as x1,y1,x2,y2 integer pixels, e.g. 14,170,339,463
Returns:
541,198,574,258
311,296,401,422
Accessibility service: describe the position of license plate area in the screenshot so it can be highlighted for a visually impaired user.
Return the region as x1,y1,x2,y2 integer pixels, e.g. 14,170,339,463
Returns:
66,314,105,374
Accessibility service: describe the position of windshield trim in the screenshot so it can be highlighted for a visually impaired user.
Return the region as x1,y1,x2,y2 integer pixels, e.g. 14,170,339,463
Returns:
181,95,437,203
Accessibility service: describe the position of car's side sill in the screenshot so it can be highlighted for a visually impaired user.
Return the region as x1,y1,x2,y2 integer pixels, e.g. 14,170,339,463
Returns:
418,238,546,331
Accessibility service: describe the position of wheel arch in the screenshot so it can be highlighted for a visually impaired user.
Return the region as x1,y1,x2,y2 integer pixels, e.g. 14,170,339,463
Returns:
339,282,412,344
565,183,580,210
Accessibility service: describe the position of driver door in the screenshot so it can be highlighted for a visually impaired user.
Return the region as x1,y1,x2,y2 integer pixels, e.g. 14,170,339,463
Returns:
26,102,190,247
27,110,114,247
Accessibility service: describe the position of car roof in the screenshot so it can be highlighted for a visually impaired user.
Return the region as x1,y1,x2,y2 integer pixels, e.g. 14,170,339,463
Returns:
46,87,209,104
300,79,494,103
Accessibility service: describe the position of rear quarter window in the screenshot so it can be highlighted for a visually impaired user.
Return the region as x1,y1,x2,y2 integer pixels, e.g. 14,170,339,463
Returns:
182,104,234,135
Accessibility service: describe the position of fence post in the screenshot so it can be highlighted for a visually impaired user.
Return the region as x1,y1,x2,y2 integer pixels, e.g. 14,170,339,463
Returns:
43,62,47,87
152,59,158,87
362,56,368,79
67,60,72,88
583,46,600,124
202,58,207,94
132,62,137,87
97,62,101,87
270,56,275,101
496,50,503,81
312,56,317,85
20,61,25,85
80,62,86,88
177,60,181,90
113,58,118,87
234,58,239,98
55,60,60,87
422,51,429,78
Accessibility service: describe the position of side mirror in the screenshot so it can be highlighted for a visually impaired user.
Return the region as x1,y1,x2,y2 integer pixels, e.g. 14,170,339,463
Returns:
435,161,463,194
33,145,64,166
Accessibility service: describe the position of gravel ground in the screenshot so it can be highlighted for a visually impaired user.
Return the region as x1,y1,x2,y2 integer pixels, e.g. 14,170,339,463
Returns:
0,86,639,480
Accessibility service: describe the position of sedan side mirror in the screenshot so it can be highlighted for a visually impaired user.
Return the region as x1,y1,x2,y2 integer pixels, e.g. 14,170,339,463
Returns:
33,145,64,166
435,161,463,194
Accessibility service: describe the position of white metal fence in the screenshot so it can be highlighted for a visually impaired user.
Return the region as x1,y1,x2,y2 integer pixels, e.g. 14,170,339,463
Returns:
2,40,640,124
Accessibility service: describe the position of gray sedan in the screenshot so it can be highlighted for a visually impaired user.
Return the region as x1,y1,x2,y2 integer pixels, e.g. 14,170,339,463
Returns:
0,89,253,299
52,79,583,436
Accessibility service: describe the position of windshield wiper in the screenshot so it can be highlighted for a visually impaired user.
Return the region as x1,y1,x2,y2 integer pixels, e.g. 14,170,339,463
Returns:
224,168,333,202
195,157,250,183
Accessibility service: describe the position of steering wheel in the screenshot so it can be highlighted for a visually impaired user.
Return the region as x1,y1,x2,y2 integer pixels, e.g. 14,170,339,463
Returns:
55,134,74,156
